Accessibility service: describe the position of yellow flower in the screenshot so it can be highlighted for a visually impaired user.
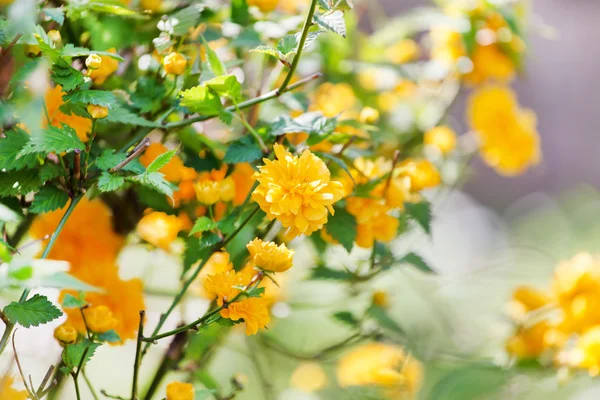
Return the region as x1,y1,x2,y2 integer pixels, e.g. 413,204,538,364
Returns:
88,48,119,85
48,30,61,44
252,144,344,238
84,305,118,333
507,285,549,321
85,54,102,70
373,290,389,308
337,343,422,398
45,85,92,142
246,238,294,273
0,377,27,400
196,251,234,299
166,381,194,400
141,0,161,12
219,176,236,202
136,211,183,250
355,210,399,249
204,270,251,305
54,323,78,345
87,104,109,119
386,39,420,64
359,107,380,124
467,85,541,176
398,159,441,192
464,44,516,85
430,27,465,65
290,362,328,393
310,83,357,118
247,0,279,12
195,180,221,205
222,297,271,335
163,52,187,75
231,163,256,205
568,326,600,376
506,321,551,359
424,126,457,154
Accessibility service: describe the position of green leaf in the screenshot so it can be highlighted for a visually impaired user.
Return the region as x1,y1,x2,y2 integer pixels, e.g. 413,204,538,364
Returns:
332,311,359,327
167,4,206,36
63,340,101,370
404,200,432,235
63,90,117,108
19,125,85,157
0,128,39,171
333,0,354,10
205,74,243,103
324,206,356,252
427,363,508,400
43,7,65,25
231,0,250,26
8,266,33,281
250,46,285,61
201,34,227,76
0,237,15,253
97,172,125,193
179,85,223,116
317,0,332,11
276,31,322,56
189,216,216,236
199,231,221,248
40,272,100,292
98,329,121,343
223,135,263,164
367,305,405,336
0,170,41,198
398,252,434,273
59,102,90,118
310,265,354,281
3,294,62,328
95,150,126,171
61,44,125,61
85,2,146,18
129,172,175,199
104,107,161,127
313,10,347,37
315,152,355,186
146,149,177,173
245,286,265,298
30,185,69,214
62,293,87,308
39,163,66,182
51,59,85,92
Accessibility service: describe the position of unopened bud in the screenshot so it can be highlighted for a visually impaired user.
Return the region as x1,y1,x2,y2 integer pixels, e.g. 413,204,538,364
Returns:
86,54,102,70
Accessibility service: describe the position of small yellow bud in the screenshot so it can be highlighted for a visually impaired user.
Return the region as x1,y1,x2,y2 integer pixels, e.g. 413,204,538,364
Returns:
84,305,118,333
24,44,41,57
194,180,221,205
141,0,161,12
54,323,78,345
48,30,62,44
219,176,236,202
85,54,102,70
424,125,457,155
87,104,109,119
372,290,389,308
166,381,194,400
163,52,187,75
359,107,380,124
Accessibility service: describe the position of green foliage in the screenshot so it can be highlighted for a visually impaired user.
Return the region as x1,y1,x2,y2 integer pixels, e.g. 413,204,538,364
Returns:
43,7,65,25
426,364,509,400
189,217,216,236
367,305,405,336
146,149,178,173
129,172,175,199
223,135,263,164
0,169,43,198
63,90,117,108
95,150,126,171
398,252,435,273
51,58,85,92
405,200,432,235
325,206,357,252
62,339,101,372
314,10,347,38
62,293,87,308
163,4,206,36
18,125,85,157
98,330,121,343
61,44,125,61
179,85,223,115
205,74,243,103
8,266,33,281
104,107,161,127
310,264,354,280
30,185,69,214
201,34,227,76
3,294,62,328
97,172,126,193
332,311,360,327
0,128,39,171
231,0,249,25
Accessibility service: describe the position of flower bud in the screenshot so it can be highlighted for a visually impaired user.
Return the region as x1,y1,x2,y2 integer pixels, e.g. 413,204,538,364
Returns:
48,30,62,44
86,54,102,70
84,305,118,333
359,107,380,124
24,44,41,57
54,323,78,345
163,52,187,75
219,176,236,202
194,181,221,205
87,104,109,119
372,290,389,308
166,381,194,400
424,125,457,155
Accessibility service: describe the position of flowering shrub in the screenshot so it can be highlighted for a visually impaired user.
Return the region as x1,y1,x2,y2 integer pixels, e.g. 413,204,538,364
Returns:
0,0,548,398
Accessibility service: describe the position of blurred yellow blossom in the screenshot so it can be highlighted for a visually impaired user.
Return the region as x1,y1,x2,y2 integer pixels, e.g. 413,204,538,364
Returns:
359,107,380,124
464,44,516,85
166,381,194,400
247,0,279,13
507,285,549,321
253,144,344,238
195,180,222,205
164,52,187,75
84,305,118,334
568,326,600,376
373,290,390,308
424,125,457,154
136,211,183,250
290,362,328,392
0,377,27,400
196,251,234,299
141,0,161,12
88,48,119,85
468,85,540,175
310,83,357,118
231,163,256,205
506,321,552,359
247,238,294,273
386,39,420,64
87,104,109,119
398,159,441,192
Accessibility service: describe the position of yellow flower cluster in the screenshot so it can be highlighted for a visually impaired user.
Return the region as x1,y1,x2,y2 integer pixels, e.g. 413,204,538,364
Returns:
506,253,600,376
336,343,422,398
468,86,540,176
0,377,27,400
31,197,145,342
136,211,184,250
253,144,344,239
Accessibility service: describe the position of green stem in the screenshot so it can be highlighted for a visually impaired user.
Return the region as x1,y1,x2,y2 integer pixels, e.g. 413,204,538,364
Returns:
82,370,100,400
131,311,145,400
72,373,82,400
277,0,318,94
0,194,84,356
234,105,267,153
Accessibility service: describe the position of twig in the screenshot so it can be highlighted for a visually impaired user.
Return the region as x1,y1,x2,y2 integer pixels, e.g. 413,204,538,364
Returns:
100,390,128,400
131,311,145,400
110,140,150,172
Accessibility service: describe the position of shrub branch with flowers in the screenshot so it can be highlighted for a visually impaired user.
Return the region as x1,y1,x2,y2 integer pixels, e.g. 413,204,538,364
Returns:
0,0,547,399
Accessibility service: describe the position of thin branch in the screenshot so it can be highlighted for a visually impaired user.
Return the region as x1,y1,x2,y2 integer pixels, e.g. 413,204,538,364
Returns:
111,139,150,172
131,310,145,400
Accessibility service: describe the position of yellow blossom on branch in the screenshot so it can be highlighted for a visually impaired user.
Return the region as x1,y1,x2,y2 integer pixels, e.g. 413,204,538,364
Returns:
136,211,184,250
88,48,120,85
246,238,294,273
166,381,194,400
221,297,271,335
54,323,78,345
84,305,118,334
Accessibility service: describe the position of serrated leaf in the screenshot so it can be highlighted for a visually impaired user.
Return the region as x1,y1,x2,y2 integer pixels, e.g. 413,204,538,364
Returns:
129,172,175,199
98,329,120,343
59,102,90,118
313,10,347,37
317,0,332,11
43,7,65,25
199,231,221,248
333,311,359,327
404,201,432,235
39,163,66,182
0,170,41,198
62,293,87,308
0,128,39,171
18,125,85,157
63,90,116,108
250,46,285,61
189,216,216,236
30,186,69,214
0,238,16,252
95,150,126,171
231,0,250,26
398,252,434,273
205,74,243,103
104,107,161,127
310,265,354,280
168,4,205,36
179,85,223,116
324,206,356,252
3,294,62,328
146,149,178,173
245,286,265,299
97,172,125,193
52,59,84,92
63,340,100,370
223,135,263,164
333,0,354,10
61,44,125,61
276,31,322,56
367,305,405,336
201,35,227,76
